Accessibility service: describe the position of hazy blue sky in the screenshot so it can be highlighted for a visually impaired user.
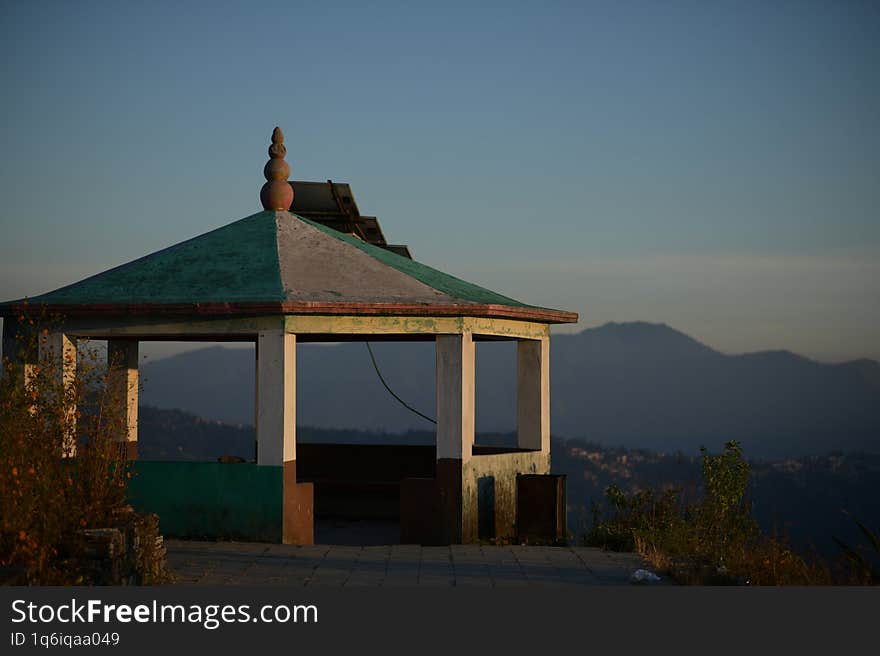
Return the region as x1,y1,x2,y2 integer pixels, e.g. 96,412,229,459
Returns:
1,1,878,361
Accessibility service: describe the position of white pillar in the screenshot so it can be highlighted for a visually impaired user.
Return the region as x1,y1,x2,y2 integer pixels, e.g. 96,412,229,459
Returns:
436,333,474,463
517,336,550,454
254,340,260,462
39,332,78,457
108,339,139,459
256,330,296,466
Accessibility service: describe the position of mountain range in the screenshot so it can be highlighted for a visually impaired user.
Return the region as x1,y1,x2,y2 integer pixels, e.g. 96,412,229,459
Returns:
139,321,880,459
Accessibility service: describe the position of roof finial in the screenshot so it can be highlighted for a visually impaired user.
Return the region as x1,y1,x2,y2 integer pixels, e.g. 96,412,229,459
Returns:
260,126,294,211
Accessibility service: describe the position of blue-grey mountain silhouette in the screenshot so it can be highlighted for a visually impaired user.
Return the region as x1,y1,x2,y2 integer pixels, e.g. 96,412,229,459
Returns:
139,322,880,459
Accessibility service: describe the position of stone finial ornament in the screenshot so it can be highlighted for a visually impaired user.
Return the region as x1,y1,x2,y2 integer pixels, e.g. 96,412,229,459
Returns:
260,127,294,210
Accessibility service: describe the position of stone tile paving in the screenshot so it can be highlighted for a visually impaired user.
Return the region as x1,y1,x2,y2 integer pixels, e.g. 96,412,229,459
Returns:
166,540,661,587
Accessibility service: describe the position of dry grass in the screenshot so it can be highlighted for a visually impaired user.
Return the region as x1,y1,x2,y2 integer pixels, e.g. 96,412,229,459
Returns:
0,310,135,584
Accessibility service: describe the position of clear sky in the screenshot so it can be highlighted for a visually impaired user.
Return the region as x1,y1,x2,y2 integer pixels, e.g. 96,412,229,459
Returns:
1,0,878,361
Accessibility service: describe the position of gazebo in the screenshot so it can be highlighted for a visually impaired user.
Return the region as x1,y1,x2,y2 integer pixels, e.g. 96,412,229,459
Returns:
0,128,577,545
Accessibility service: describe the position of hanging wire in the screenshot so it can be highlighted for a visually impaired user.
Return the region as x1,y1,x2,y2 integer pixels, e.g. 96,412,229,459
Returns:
365,342,436,425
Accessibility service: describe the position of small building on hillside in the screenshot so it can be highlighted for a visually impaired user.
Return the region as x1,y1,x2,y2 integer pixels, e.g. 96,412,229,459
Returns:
0,128,577,545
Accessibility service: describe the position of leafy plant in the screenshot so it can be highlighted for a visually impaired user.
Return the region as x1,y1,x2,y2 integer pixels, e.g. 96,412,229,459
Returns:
585,441,834,585
833,513,880,584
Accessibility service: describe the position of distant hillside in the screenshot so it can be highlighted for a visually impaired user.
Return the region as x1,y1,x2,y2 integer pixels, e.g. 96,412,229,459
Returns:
137,405,880,557
139,322,880,458
556,437,880,559
138,405,517,461
138,406,255,461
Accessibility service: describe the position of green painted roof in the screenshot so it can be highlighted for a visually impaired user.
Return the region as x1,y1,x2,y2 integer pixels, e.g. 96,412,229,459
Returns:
0,211,576,322
26,211,285,305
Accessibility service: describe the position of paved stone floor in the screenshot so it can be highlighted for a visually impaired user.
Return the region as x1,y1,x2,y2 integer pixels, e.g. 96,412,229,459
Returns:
166,540,655,587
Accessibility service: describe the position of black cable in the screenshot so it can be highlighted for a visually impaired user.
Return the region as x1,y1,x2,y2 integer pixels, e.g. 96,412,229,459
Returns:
365,342,436,425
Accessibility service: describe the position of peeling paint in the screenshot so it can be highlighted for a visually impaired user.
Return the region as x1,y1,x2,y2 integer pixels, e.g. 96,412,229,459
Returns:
462,451,550,542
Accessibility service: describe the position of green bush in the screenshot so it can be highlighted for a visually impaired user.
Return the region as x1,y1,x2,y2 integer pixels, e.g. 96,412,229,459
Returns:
833,514,880,584
585,441,833,585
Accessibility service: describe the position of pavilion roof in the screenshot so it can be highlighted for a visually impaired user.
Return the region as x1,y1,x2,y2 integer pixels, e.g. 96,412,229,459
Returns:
0,209,577,323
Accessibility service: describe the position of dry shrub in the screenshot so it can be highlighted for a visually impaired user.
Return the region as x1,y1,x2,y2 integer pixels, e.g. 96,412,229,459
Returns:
0,310,133,584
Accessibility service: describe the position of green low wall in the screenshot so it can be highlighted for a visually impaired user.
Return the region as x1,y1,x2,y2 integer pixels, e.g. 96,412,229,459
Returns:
127,461,282,542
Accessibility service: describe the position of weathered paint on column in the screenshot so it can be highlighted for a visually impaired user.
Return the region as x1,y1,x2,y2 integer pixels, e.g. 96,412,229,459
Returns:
461,450,550,543
435,333,475,462
256,330,296,465
255,330,312,544
434,333,475,543
517,336,550,454
39,332,78,457
108,339,139,459
282,460,314,545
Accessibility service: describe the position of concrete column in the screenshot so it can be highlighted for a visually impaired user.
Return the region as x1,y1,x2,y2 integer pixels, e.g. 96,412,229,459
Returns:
435,332,475,462
39,332,78,457
256,330,296,465
108,339,139,460
253,338,259,463
517,336,550,454
434,332,474,544
256,330,312,544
